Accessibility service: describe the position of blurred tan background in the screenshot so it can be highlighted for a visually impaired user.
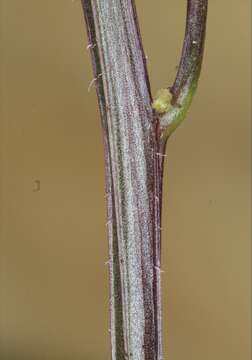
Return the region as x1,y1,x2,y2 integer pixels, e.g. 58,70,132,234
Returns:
0,0,251,359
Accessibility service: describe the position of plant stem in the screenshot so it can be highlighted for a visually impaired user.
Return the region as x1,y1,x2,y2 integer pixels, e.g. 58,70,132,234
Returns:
160,0,208,141
81,1,207,359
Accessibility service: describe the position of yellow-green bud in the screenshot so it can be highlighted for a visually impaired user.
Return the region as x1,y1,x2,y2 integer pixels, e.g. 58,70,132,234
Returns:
152,89,173,114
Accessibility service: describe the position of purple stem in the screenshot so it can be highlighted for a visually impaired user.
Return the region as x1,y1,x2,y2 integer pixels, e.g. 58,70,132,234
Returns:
80,1,207,359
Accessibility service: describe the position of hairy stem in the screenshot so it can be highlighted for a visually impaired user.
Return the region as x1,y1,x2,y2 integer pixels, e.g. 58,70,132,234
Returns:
81,1,162,358
81,1,207,359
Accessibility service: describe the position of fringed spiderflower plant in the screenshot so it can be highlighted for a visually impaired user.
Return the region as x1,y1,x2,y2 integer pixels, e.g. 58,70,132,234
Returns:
80,1,208,359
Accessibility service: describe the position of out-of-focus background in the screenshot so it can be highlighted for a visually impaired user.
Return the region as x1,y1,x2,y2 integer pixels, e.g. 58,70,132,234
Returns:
0,0,251,359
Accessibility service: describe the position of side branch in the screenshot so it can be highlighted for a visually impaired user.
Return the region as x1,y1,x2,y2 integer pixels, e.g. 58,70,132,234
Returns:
159,0,208,142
